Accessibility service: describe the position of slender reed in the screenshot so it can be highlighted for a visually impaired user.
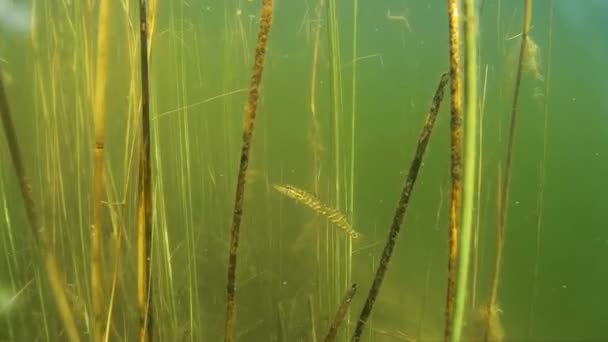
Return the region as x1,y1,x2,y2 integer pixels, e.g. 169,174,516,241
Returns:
499,2,531,229
498,0,531,228
444,1,464,340
91,0,112,340
309,0,325,153
528,1,553,337
0,74,80,342
224,1,274,341
350,72,449,341
324,283,358,342
347,1,359,335
136,0,154,341
451,0,480,341
308,295,318,342
444,0,463,341
471,64,489,311
308,0,325,322
327,0,346,318
485,0,533,340
147,0,158,60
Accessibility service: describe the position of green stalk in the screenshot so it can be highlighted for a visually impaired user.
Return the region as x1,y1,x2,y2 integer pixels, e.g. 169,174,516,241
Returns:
327,0,344,318
347,0,358,338
451,0,479,341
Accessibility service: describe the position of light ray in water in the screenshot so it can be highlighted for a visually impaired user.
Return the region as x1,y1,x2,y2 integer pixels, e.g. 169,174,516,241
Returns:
273,184,360,239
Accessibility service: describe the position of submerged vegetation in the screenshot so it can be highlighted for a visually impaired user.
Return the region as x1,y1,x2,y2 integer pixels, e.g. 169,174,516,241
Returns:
0,0,606,341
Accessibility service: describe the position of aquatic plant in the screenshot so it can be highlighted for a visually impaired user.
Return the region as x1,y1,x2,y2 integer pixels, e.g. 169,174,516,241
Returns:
451,0,480,341
136,0,153,340
224,1,275,341
324,283,357,342
0,69,80,342
351,72,449,341
484,1,533,341
444,1,464,340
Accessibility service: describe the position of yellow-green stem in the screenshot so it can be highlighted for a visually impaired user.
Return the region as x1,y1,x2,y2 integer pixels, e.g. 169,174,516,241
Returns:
451,0,479,341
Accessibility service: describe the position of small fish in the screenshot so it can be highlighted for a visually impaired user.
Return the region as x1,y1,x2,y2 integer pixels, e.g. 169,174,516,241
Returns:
273,183,360,239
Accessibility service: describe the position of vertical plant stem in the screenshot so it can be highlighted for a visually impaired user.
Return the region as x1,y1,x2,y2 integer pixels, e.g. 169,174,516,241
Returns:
349,0,358,220
309,0,325,316
527,1,553,337
327,0,344,317
485,0,532,340
224,1,274,341
309,0,325,161
444,0,464,340
137,0,153,341
498,0,532,228
451,0,479,341
350,73,449,341
471,63,489,311
91,0,112,340
309,294,318,342
147,0,158,60
0,74,81,342
324,283,358,342
347,2,358,336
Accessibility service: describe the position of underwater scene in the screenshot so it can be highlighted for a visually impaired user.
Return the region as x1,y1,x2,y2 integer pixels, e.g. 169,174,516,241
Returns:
0,0,607,341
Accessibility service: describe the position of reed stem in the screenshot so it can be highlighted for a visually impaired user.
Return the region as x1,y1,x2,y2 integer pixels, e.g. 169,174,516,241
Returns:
137,0,154,341
485,0,533,340
0,73,80,342
224,1,274,341
91,0,111,339
444,0,464,340
451,0,480,340
350,72,449,341
324,283,358,342
527,1,553,338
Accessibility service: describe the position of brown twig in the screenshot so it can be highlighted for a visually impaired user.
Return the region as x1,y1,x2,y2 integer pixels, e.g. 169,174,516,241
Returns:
350,72,449,341
224,1,274,341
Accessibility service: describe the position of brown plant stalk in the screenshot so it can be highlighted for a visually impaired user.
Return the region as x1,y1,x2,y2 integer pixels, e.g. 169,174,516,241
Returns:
484,1,533,341
136,0,154,341
444,0,464,340
224,1,274,341
350,72,449,341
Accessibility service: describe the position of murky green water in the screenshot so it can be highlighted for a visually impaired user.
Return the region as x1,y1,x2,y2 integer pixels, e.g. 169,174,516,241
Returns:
0,0,606,341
